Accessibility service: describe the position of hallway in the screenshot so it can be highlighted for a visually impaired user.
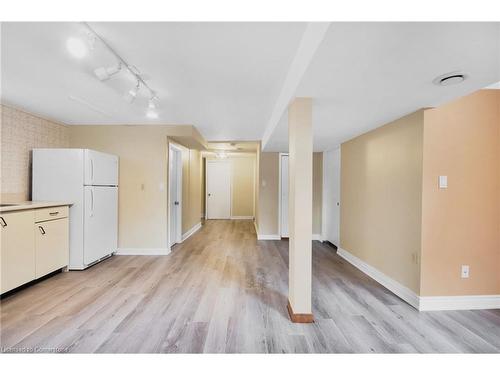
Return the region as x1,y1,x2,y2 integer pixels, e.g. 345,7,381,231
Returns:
1,220,499,353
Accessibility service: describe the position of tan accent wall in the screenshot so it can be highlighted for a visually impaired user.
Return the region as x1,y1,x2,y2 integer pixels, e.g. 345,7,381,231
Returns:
69,125,203,250
1,104,69,202
180,147,202,234
312,152,323,235
420,90,500,296
256,151,323,236
231,156,255,217
340,110,424,294
257,152,280,235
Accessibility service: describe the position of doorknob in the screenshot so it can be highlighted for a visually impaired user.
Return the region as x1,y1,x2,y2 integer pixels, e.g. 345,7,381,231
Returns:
208,193,211,197
174,201,179,205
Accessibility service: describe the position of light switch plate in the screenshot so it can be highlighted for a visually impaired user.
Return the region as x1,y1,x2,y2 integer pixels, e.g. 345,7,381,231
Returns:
461,265,470,279
439,175,448,189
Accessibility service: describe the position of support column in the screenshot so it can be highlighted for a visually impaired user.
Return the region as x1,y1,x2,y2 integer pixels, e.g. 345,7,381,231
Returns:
287,97,314,323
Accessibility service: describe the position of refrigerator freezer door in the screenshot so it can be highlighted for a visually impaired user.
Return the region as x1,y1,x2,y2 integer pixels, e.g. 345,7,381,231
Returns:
83,186,118,265
84,149,119,186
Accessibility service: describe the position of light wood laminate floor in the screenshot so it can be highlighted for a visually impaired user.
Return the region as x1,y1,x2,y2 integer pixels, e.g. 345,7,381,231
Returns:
1,220,499,353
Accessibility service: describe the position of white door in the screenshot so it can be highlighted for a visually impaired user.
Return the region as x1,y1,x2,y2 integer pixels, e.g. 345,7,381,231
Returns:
206,161,231,219
323,148,341,246
169,147,182,246
84,149,119,186
280,154,289,238
83,186,118,265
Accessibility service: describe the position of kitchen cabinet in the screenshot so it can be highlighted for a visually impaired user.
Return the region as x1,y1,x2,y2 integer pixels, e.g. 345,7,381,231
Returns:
0,204,69,294
35,213,69,278
0,210,36,294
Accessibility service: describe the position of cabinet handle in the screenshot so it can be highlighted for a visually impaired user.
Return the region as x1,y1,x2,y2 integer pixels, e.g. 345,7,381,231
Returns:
0,217,6,227
49,211,59,216
39,226,46,235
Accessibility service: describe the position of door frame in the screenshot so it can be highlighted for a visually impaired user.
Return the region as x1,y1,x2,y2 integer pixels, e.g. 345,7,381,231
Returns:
205,159,232,220
168,143,183,247
278,152,289,238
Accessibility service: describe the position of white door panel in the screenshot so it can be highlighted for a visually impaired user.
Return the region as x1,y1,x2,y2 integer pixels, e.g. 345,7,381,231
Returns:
323,148,341,246
84,149,119,186
280,154,289,237
84,186,118,265
206,161,231,219
169,148,182,246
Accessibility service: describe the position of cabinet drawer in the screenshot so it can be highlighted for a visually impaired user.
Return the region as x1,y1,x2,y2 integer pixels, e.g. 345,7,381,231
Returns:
35,218,69,278
35,206,68,223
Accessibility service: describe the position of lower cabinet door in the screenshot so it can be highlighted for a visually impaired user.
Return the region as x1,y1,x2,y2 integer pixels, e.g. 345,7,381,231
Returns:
1,211,36,294
35,218,69,278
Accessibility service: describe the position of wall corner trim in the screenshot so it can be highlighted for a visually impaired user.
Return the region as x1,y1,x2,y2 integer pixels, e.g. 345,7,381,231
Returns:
181,222,202,242
337,247,420,310
115,248,171,256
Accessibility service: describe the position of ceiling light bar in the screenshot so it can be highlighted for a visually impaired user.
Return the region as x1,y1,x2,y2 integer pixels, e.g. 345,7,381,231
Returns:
82,22,158,100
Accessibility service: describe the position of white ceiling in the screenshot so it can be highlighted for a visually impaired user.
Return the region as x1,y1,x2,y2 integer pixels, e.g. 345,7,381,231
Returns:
1,22,305,140
264,22,500,151
2,22,499,151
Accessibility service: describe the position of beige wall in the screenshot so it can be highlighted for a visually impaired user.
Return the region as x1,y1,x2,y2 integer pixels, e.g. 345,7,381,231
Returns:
231,156,255,217
180,146,202,234
420,90,500,296
205,155,256,218
256,151,323,237
70,126,169,249
312,153,323,235
1,104,69,202
257,152,280,235
340,110,424,294
69,125,203,250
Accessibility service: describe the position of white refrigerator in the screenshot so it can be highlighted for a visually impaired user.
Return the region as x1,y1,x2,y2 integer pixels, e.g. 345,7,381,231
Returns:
32,149,119,270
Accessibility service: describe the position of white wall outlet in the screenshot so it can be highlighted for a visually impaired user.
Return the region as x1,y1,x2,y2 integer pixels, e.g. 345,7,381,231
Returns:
461,265,470,279
439,175,448,189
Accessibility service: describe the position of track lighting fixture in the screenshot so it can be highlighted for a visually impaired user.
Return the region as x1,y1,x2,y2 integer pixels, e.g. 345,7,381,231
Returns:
94,63,122,81
76,23,161,113
124,81,140,103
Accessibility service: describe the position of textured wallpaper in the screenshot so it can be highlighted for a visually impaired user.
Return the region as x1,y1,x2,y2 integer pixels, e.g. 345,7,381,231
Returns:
0,104,69,201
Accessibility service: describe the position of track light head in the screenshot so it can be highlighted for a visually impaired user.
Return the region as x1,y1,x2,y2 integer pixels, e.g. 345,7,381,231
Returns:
124,81,140,103
94,63,122,81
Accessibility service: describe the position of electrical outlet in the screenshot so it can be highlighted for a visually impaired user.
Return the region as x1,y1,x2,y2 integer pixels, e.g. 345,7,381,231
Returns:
461,265,470,279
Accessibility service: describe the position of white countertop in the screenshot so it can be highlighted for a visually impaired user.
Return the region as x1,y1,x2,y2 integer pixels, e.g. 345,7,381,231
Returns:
0,201,72,213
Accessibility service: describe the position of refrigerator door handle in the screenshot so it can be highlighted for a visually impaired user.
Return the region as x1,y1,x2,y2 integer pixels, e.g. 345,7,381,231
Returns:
90,158,94,184
90,188,94,217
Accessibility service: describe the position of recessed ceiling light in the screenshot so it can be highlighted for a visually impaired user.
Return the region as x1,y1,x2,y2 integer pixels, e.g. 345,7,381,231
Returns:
433,72,468,86
66,37,88,59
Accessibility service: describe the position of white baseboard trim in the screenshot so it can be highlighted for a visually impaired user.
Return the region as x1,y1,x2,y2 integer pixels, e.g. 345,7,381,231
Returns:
337,248,420,309
419,295,500,311
181,222,202,242
312,234,323,241
257,234,281,240
116,248,171,256
231,216,254,220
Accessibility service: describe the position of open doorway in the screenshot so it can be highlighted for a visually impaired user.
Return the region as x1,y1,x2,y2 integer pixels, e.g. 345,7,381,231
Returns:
169,143,183,247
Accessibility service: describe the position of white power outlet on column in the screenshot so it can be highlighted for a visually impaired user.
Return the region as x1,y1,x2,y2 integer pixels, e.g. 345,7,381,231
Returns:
461,265,470,278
